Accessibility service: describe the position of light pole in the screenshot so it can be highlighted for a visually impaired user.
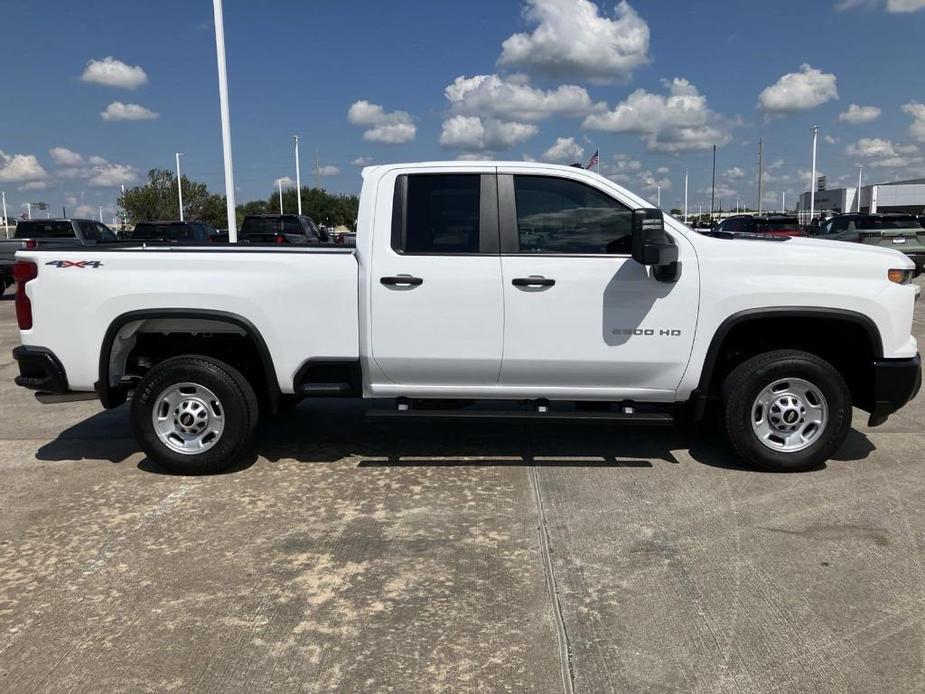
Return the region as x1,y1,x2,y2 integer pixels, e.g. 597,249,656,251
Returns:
213,0,238,241
27,202,32,220
278,178,284,214
683,168,688,223
782,192,786,213
293,135,302,215
809,125,818,222
656,185,661,208
1,191,8,238
98,206,103,222
175,152,184,221
857,165,864,213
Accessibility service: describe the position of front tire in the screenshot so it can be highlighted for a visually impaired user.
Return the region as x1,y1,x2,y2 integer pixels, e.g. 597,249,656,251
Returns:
131,356,259,474
722,350,851,472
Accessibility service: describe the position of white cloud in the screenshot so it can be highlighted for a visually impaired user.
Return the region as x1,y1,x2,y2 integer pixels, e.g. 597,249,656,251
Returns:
49,147,84,166
838,104,881,124
74,205,96,218
316,165,341,176
724,166,746,178
845,137,924,169
837,0,925,11
0,151,47,182
757,64,838,114
48,149,138,187
19,180,49,191
80,57,148,89
824,134,838,145
87,163,137,186
582,78,731,152
347,100,416,144
902,102,925,142
445,74,591,122
440,115,538,152
498,0,650,83
350,156,374,166
887,0,925,10
275,176,295,187
101,101,158,121
541,137,584,163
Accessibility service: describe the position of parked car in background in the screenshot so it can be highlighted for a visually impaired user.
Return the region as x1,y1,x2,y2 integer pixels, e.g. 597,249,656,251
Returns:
713,215,806,237
0,219,118,294
813,213,924,274
131,220,226,243
238,214,330,245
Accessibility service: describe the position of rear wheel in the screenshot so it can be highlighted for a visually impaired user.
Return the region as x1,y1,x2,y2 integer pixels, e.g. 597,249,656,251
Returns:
722,350,851,472
131,356,259,474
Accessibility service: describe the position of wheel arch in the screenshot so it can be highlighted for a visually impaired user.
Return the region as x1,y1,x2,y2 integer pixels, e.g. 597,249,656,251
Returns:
695,307,882,407
96,308,280,410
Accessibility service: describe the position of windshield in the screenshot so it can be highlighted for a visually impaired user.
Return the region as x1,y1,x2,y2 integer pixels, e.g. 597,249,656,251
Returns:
133,222,191,240
240,218,282,235
755,218,799,232
14,221,74,239
874,216,922,229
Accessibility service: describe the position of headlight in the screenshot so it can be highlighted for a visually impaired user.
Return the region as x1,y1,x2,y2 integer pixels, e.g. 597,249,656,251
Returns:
888,268,914,285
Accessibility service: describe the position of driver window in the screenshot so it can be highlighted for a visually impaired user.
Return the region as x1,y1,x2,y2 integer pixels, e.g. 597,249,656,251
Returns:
512,175,633,254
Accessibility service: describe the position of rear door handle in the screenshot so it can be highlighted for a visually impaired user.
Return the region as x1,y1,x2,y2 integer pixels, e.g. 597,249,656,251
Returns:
380,275,423,287
512,276,555,287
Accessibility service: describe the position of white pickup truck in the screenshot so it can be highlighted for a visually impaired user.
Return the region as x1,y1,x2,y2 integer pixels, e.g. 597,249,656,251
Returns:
11,162,921,473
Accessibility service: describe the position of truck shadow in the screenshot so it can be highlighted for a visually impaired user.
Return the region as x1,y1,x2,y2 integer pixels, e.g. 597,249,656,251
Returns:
34,399,877,475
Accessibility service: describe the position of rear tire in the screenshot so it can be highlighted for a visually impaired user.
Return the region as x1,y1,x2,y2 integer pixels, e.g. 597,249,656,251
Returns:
721,349,851,472
131,356,259,474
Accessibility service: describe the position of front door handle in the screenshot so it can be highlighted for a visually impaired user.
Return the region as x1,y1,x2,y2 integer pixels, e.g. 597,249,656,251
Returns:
512,276,555,287
381,275,423,287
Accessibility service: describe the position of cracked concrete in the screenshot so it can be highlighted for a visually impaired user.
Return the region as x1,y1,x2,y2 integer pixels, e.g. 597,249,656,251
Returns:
0,281,923,692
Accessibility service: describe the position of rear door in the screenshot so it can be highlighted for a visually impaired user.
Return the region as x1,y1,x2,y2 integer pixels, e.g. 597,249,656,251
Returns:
368,169,503,386
496,169,698,398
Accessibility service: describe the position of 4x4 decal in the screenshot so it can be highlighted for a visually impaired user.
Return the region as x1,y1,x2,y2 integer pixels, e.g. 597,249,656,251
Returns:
45,260,103,269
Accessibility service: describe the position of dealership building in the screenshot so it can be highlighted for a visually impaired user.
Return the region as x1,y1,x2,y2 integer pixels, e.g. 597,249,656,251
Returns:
797,177,925,216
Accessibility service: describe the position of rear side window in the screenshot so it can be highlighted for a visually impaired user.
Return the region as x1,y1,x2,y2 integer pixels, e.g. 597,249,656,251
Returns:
282,217,305,235
15,221,74,239
241,218,279,235
755,219,798,233
79,221,100,241
512,175,632,254
394,174,481,254
721,218,746,232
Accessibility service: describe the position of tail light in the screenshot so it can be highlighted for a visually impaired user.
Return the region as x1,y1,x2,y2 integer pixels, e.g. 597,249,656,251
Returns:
13,261,38,330
24,239,37,249
274,234,287,244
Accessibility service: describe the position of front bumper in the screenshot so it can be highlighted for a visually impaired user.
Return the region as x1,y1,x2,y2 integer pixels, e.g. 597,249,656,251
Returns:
12,346,69,394
867,353,922,426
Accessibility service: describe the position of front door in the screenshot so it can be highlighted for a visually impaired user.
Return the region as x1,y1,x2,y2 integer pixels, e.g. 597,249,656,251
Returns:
497,171,699,399
369,171,504,386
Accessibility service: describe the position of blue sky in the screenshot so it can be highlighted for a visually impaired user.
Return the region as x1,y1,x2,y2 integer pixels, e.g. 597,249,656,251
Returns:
1,0,924,221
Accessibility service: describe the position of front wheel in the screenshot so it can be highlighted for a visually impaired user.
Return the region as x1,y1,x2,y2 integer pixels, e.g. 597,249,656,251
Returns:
721,350,852,472
131,356,259,474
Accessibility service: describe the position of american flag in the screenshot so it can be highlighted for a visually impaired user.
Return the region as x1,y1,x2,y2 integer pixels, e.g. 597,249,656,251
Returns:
586,149,599,170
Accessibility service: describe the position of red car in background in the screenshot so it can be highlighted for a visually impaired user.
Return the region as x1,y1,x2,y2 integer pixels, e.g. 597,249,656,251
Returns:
713,214,806,237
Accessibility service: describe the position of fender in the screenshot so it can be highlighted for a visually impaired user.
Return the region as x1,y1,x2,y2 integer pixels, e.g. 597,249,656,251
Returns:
95,308,280,410
695,306,884,395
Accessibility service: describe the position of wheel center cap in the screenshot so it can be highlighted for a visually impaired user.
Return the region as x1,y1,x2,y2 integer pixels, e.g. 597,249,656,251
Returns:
783,410,799,424
180,413,195,427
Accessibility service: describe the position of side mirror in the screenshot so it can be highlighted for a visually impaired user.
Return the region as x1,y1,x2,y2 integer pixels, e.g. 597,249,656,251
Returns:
632,208,678,267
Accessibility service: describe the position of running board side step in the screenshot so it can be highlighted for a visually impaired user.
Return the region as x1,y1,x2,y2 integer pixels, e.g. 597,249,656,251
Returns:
298,382,354,396
367,410,674,424
35,391,100,404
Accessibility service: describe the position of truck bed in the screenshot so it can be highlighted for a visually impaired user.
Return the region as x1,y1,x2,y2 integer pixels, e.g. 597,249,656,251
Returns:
15,244,360,393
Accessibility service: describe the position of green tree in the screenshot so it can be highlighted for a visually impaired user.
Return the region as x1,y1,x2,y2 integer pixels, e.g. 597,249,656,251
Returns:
269,187,359,228
119,168,220,224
